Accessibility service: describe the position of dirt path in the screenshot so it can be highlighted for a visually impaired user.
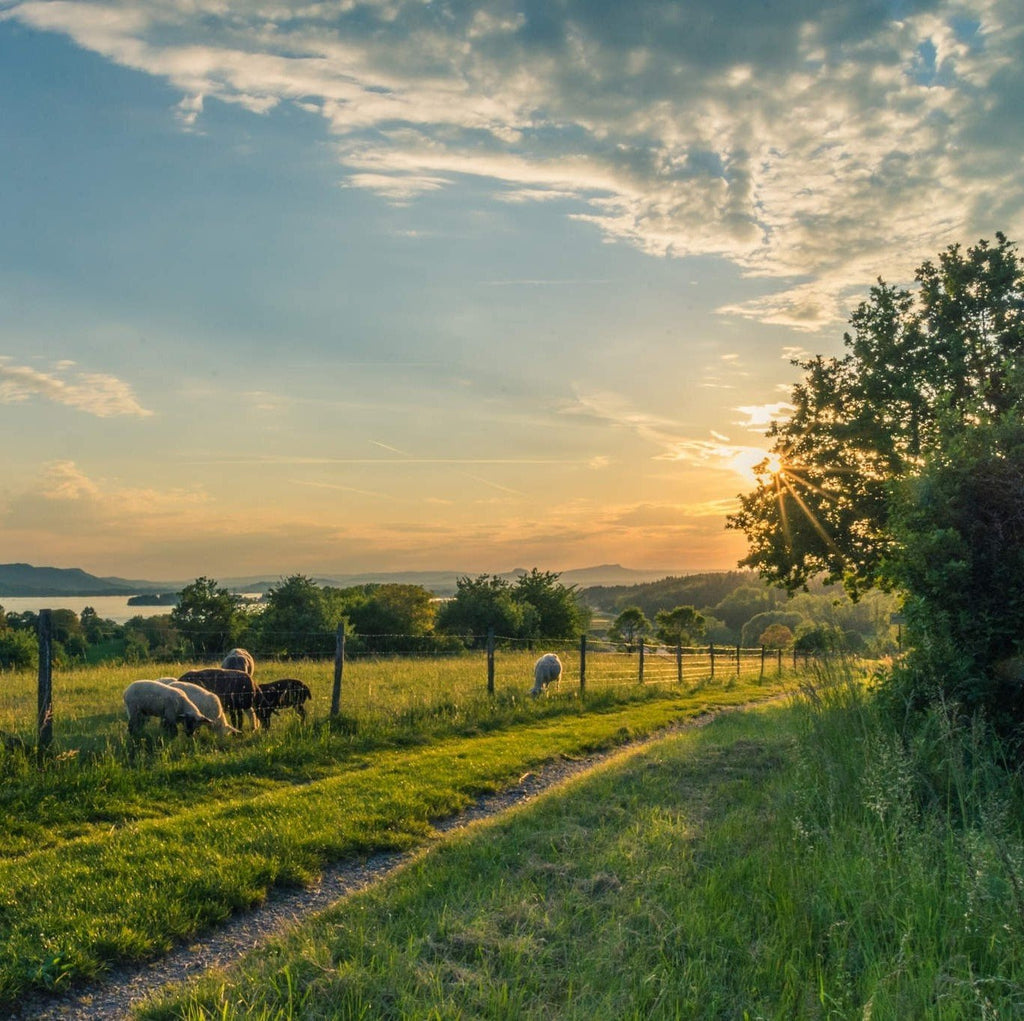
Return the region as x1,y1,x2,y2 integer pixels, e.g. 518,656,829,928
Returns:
12,703,776,1020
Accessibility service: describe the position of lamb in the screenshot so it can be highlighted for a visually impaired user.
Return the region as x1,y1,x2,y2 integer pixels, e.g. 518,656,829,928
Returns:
531,653,563,697
167,679,240,735
220,647,255,676
123,679,214,737
255,678,312,728
178,667,260,731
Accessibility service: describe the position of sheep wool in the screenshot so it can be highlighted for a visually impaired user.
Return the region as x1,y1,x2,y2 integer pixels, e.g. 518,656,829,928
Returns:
220,648,255,676
531,653,563,697
123,679,213,737
167,679,240,735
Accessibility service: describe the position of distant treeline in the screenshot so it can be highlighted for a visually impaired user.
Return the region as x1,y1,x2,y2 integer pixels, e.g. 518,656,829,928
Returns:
0,569,900,671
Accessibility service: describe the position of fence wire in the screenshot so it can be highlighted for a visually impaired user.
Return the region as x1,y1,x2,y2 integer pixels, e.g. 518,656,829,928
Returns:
5,615,806,750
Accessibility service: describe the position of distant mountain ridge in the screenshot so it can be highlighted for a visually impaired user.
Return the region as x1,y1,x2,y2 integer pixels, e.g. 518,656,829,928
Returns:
0,562,687,598
0,564,167,597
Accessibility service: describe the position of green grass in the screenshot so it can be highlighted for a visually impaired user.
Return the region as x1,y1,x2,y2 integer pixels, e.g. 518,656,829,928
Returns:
0,654,797,1006
137,670,1024,1020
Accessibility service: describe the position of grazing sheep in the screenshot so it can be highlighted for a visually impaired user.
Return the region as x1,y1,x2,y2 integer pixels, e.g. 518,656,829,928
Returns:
166,679,240,735
531,653,563,697
178,667,260,731
220,647,255,676
123,679,214,737
255,678,312,728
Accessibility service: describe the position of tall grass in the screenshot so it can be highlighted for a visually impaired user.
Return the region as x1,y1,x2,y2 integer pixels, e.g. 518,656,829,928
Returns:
140,662,1024,1019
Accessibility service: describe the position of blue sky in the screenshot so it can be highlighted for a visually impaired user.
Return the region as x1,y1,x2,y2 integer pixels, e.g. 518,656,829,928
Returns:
1,0,1022,581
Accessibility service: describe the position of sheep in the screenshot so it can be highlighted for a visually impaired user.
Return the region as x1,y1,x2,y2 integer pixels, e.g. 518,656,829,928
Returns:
531,653,563,697
220,647,255,676
178,667,261,731
166,679,240,735
255,678,312,728
123,679,214,737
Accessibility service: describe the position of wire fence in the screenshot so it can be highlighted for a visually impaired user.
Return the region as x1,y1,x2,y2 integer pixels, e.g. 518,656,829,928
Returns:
5,612,813,757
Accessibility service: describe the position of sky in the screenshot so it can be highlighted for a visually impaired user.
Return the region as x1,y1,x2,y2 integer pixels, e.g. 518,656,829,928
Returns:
1,0,1022,583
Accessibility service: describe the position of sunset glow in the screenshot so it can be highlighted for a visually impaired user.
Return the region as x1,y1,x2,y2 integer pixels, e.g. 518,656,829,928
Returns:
2,0,1021,581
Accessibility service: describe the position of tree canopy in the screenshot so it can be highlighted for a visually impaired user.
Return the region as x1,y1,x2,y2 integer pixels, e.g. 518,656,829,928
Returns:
729,232,1024,599
170,577,243,657
435,570,589,648
729,234,1024,739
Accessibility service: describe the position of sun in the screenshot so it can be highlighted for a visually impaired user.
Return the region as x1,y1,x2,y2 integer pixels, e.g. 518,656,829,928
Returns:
763,452,785,476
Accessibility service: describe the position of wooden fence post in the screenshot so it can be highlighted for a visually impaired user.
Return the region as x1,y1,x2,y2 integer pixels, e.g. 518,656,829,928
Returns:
579,633,587,695
330,621,345,717
676,641,683,684
487,627,495,695
778,648,783,674
760,645,766,679
638,640,645,684
735,643,741,675
37,609,53,759
710,642,715,679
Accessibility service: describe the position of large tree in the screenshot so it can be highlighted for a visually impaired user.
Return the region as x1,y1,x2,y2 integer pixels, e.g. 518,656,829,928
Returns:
729,234,1024,736
729,233,1024,598
512,568,590,641
171,577,243,658
251,574,338,659
435,574,527,648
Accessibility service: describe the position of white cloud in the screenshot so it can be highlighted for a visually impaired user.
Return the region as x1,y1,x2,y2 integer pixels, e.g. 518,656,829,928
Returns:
0,359,153,417
734,402,794,432
6,0,1024,328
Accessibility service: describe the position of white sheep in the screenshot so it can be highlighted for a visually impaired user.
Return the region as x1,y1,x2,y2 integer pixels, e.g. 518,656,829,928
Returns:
220,647,255,676
166,679,240,735
531,653,563,697
123,679,214,737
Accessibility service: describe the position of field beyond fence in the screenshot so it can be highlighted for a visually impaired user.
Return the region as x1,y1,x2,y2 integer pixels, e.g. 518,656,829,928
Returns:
2,613,802,754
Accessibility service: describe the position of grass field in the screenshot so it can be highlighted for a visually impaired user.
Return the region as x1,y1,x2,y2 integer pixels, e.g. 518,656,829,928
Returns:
137,673,1024,1020
0,646,783,753
0,653,797,1006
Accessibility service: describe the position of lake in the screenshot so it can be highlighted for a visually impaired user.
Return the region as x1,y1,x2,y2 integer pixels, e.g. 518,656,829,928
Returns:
0,595,172,624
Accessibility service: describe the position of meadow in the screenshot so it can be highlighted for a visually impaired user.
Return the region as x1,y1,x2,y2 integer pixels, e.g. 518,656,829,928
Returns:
0,650,794,1007
139,672,1024,1020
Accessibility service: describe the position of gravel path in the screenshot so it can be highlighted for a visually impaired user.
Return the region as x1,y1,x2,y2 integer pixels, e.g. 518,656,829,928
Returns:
11,706,758,1020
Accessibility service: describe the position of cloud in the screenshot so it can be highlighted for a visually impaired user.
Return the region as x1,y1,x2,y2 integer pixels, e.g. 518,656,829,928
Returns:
562,387,773,480
2,460,210,538
0,359,154,417
6,0,1024,328
734,402,794,432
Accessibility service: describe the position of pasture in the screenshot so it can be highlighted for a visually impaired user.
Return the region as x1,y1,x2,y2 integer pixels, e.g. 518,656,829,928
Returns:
0,643,783,754
139,680,1024,1020
0,649,798,1007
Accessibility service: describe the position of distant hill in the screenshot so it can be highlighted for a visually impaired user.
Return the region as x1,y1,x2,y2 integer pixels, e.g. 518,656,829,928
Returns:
1,562,687,598
0,563,165,597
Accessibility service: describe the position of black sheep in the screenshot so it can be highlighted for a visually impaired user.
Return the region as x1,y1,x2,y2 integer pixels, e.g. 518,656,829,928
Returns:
255,678,312,728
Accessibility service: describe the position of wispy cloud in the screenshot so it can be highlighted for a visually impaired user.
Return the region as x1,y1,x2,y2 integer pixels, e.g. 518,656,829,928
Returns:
0,359,153,417
7,0,1023,329
562,388,772,480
